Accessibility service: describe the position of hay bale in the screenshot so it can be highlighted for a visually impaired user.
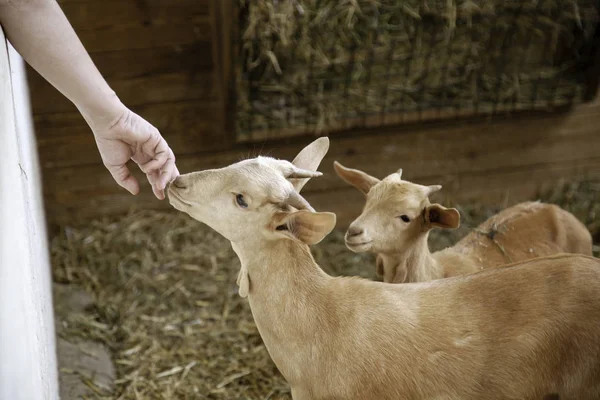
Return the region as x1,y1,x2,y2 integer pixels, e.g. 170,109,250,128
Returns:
235,0,599,139
50,179,599,398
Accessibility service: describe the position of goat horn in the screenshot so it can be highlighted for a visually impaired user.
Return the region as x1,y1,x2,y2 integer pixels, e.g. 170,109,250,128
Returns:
271,160,323,179
426,184,442,195
285,190,315,212
286,168,323,179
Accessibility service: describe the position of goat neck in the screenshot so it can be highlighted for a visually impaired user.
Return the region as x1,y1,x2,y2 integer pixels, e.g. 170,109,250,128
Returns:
230,238,331,383
379,232,443,283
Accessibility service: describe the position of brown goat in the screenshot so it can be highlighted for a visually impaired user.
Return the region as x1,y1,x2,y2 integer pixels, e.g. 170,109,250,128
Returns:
168,138,600,399
334,162,593,283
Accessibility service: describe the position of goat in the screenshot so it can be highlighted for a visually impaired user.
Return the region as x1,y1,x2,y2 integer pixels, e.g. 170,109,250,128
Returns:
334,162,593,283
168,138,600,400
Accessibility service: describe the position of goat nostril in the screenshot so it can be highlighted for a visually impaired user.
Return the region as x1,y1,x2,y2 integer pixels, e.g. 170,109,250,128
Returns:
347,226,364,238
173,178,186,189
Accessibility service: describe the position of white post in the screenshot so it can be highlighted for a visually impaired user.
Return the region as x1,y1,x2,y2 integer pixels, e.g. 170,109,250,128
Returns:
0,28,59,400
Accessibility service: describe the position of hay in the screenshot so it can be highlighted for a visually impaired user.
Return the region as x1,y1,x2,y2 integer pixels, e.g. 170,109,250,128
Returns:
51,179,599,399
235,0,599,139
51,211,374,399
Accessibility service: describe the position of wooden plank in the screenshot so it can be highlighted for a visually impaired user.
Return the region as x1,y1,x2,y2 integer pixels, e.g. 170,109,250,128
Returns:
28,69,216,114
38,99,600,187
35,101,224,168
218,0,237,142
239,101,581,143
28,43,212,82
32,111,88,138
40,95,600,226
188,101,600,186
71,15,211,53
208,0,237,146
44,156,600,229
25,42,214,113
582,21,600,101
306,157,600,229
59,0,210,33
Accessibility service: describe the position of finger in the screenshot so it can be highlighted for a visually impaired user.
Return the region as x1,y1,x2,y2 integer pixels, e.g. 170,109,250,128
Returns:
139,154,167,174
139,136,171,174
146,171,165,200
158,155,177,190
146,170,159,186
152,185,165,200
106,163,140,195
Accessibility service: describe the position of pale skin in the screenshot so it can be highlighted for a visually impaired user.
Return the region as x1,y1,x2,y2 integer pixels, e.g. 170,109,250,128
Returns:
0,0,178,199
167,138,600,400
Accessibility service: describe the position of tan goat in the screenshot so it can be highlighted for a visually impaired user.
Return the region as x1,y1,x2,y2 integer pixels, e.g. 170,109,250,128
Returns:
334,162,593,283
168,138,600,400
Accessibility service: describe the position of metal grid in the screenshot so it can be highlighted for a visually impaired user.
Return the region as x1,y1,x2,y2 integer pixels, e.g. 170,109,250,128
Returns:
233,0,600,142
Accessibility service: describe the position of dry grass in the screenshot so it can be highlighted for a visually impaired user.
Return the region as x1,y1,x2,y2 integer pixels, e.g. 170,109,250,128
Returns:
51,179,599,399
235,0,599,139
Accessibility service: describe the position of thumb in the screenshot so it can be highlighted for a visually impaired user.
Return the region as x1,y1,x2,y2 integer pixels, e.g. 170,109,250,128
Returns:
106,163,140,195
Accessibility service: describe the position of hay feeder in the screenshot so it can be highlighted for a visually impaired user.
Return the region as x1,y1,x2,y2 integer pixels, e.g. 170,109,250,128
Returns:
226,0,600,142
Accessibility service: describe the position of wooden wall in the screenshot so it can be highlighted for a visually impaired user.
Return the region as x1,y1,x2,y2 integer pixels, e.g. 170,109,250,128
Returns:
27,0,600,229
31,0,232,167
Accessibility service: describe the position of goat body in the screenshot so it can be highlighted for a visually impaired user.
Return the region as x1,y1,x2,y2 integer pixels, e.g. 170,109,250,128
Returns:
239,242,600,400
167,139,600,400
334,162,593,283
383,201,593,283
442,201,592,275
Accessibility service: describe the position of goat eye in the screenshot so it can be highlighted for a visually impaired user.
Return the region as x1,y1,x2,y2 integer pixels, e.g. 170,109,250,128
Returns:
236,194,248,208
399,215,410,223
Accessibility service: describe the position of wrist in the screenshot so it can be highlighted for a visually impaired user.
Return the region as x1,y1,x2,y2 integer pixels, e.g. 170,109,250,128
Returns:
77,90,127,134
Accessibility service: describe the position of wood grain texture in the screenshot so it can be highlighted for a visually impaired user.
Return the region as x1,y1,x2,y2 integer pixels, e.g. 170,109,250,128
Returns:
26,0,214,113
55,0,211,54
29,0,600,228
36,91,600,169
42,97,600,227
72,17,211,53
213,0,237,144
87,43,213,80
28,69,216,114
28,0,219,162
44,157,600,229
36,101,223,168
58,0,210,33
26,42,213,114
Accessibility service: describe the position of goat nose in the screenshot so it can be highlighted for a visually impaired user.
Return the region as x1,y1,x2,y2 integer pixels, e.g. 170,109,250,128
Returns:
347,225,364,238
172,177,186,189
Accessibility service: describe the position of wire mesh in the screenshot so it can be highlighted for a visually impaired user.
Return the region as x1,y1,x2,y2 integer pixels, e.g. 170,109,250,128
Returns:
234,0,600,142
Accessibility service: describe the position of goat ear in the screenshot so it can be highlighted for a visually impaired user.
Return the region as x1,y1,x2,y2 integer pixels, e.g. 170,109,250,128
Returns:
290,137,330,192
272,210,336,245
333,161,380,196
424,203,460,230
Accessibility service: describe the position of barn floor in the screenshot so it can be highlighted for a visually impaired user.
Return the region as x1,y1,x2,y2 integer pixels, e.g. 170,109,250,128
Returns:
51,179,600,400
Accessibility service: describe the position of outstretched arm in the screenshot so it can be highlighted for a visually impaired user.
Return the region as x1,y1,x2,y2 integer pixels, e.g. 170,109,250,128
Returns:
0,0,178,199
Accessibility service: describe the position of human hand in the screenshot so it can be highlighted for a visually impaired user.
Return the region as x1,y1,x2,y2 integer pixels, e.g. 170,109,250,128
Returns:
0,0,178,198
87,104,179,200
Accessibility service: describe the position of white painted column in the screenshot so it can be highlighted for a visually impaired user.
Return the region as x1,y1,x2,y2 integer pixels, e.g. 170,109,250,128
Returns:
0,28,59,400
